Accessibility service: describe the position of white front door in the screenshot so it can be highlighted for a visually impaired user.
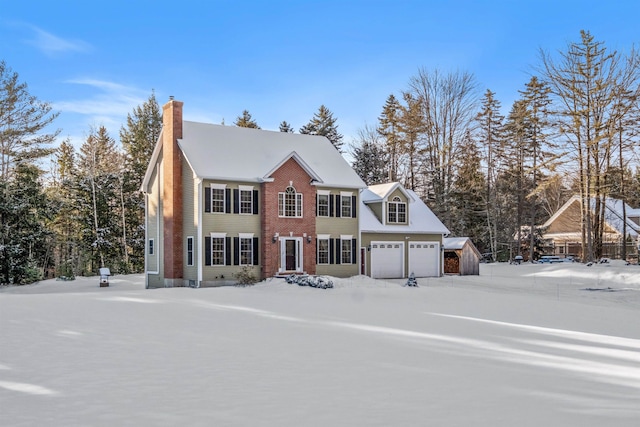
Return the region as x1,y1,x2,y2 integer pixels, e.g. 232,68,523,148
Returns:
280,237,303,273
408,242,440,277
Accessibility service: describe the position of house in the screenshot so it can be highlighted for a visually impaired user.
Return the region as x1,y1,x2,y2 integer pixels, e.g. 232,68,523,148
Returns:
443,237,481,275
541,195,640,259
359,182,450,278
141,99,450,288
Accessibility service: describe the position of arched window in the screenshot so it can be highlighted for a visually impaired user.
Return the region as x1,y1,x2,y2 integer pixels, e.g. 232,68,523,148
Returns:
388,196,407,223
278,186,303,217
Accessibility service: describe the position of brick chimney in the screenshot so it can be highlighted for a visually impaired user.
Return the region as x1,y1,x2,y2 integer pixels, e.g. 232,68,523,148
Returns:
162,98,184,285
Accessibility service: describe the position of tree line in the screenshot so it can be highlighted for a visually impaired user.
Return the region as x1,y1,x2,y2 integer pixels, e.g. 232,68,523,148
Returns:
1,30,639,284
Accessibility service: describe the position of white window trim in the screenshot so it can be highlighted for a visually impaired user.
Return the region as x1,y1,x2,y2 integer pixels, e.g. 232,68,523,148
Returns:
238,186,254,215
278,186,303,218
239,235,254,266
317,193,330,217
210,232,227,266
317,236,330,265
210,183,227,214
340,235,353,265
388,196,407,224
340,191,353,218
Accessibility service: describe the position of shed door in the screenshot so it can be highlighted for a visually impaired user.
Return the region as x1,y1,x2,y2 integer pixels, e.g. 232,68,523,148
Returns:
408,242,439,277
370,242,404,278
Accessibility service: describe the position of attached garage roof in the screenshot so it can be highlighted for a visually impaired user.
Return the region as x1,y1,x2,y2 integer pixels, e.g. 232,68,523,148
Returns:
360,187,450,235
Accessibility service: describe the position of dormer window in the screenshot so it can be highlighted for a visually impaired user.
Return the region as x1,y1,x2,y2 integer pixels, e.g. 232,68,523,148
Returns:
388,196,406,223
278,186,303,217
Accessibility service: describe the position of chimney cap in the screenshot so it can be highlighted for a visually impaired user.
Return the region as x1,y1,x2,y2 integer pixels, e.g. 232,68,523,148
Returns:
169,95,174,101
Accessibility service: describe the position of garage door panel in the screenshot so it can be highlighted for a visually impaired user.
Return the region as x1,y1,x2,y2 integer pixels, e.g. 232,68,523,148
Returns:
409,242,439,277
370,241,404,279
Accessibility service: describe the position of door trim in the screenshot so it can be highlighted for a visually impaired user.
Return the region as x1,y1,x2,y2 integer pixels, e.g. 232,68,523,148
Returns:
279,237,303,273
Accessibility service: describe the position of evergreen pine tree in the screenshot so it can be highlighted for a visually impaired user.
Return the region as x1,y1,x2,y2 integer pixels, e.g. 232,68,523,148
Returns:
119,92,162,272
0,61,59,284
475,89,505,261
377,94,402,182
300,105,344,152
351,125,388,185
279,121,294,133
234,110,260,128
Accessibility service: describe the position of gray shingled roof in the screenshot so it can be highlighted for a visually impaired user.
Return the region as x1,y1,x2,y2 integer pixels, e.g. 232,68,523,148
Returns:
177,121,365,189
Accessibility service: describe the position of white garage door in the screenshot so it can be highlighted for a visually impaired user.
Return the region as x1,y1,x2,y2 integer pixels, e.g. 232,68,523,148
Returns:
370,241,404,278
408,242,440,277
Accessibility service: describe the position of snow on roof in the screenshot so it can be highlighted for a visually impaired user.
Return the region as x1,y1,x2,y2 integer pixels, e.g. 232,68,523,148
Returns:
178,121,366,188
443,237,470,250
359,188,450,235
363,182,413,202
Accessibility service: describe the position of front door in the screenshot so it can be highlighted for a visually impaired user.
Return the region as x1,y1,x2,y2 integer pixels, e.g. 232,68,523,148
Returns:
280,237,303,273
286,240,296,271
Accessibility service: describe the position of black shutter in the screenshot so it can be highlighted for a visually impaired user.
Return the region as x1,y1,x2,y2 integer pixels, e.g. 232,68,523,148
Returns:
253,190,259,214
205,187,211,213
352,238,357,264
225,237,232,265
253,237,259,265
205,236,211,266
335,238,341,264
233,189,239,214
315,194,318,217
233,237,240,265
351,195,357,218
329,194,334,217
329,238,335,264
335,195,341,218
225,189,231,213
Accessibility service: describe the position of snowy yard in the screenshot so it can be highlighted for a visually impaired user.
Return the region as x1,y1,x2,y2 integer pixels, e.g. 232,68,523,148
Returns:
1,262,639,426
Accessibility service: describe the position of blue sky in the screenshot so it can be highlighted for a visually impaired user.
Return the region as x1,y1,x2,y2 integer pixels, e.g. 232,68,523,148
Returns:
2,0,640,151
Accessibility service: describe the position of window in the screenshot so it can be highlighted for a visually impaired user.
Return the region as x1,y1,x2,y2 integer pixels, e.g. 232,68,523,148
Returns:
341,238,352,264
186,237,194,266
240,189,253,214
317,194,329,217
148,238,154,255
240,237,253,265
211,237,225,265
341,195,352,217
317,238,330,264
278,186,303,217
211,187,225,213
388,196,406,223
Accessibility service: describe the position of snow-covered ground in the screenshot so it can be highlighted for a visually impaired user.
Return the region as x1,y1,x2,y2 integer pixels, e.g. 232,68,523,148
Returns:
1,261,639,426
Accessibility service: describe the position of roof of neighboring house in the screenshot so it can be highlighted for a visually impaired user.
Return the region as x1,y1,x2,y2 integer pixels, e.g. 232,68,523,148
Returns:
176,121,366,188
543,195,640,238
359,187,450,235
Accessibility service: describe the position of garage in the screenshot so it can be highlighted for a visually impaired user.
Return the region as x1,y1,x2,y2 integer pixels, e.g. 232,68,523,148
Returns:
370,241,404,278
408,242,440,277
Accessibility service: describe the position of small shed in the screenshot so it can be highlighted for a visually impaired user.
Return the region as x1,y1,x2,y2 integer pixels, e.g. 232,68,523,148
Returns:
443,237,481,275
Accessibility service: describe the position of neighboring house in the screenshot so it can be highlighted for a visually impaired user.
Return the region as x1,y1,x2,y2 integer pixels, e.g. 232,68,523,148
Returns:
141,99,365,288
541,195,640,259
359,182,450,278
443,237,481,275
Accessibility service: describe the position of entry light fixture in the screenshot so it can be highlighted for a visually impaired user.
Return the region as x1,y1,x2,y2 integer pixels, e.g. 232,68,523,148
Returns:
307,235,312,244
272,232,279,243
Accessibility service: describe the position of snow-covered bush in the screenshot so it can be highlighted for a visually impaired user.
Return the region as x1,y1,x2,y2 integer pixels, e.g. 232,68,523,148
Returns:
285,274,333,289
